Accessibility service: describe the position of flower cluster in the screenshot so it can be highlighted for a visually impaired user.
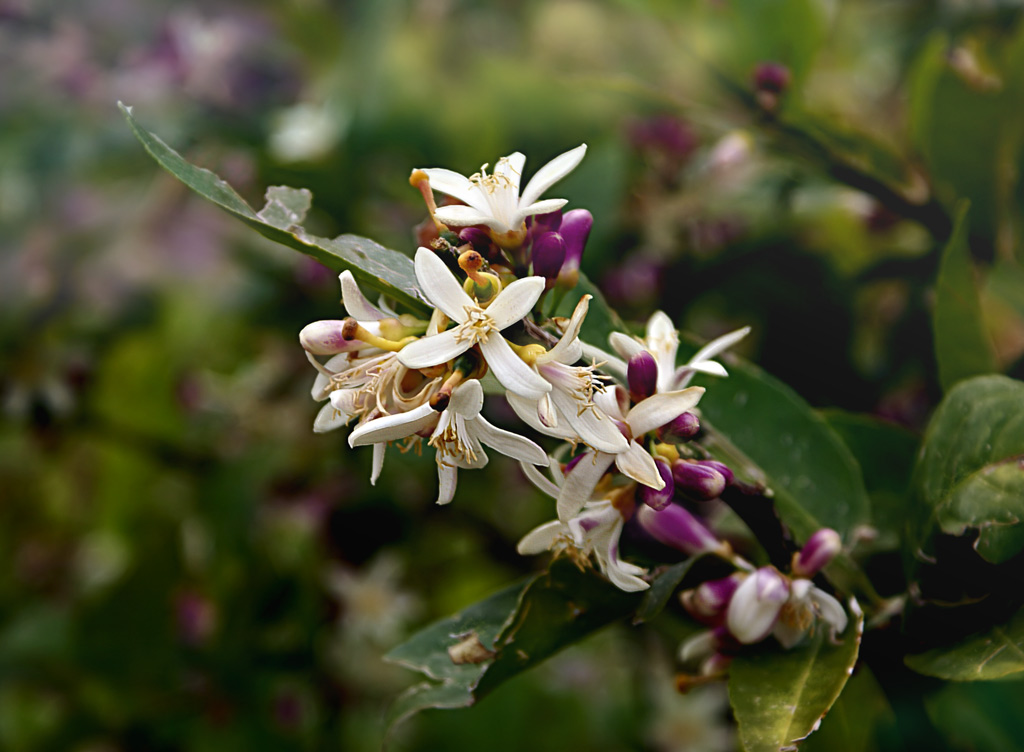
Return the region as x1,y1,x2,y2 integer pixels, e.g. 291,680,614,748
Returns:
299,145,848,657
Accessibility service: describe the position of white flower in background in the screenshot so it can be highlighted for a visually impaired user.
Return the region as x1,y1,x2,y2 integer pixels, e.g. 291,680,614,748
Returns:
397,248,552,400
517,462,648,592
419,144,587,244
349,379,547,504
726,566,848,648
506,295,628,454
608,312,750,392
555,384,705,521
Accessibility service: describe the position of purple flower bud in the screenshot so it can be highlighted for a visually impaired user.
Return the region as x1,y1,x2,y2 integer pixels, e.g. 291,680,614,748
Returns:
660,411,700,442
636,502,723,556
681,573,744,625
698,460,734,487
529,210,563,236
672,460,726,500
753,62,792,94
627,351,658,402
638,458,674,511
531,232,567,280
726,567,790,644
557,209,593,276
459,227,492,249
793,528,842,578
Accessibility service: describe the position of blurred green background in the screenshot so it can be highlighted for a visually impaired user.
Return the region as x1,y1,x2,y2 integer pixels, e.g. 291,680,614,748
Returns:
4,1,1024,749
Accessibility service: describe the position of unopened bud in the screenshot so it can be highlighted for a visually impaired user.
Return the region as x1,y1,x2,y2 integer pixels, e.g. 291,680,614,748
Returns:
459,227,492,250
638,458,674,511
792,528,842,578
660,411,700,442
681,573,744,625
753,61,791,94
672,460,726,500
299,320,361,355
698,459,734,487
636,502,723,556
531,232,567,281
530,210,563,236
556,209,593,283
627,351,658,402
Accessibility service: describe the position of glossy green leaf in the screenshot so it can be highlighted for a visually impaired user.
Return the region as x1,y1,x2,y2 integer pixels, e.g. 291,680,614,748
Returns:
912,375,1024,564
800,666,895,752
906,607,1024,681
633,558,702,625
729,602,864,752
934,202,997,392
822,410,919,549
119,103,429,316
385,559,642,731
925,678,1024,750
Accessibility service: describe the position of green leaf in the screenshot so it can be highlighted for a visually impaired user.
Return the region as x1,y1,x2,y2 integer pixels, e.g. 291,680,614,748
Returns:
384,559,642,731
925,678,1024,751
912,375,1024,564
906,607,1024,681
934,202,997,392
693,358,872,541
633,558,702,625
729,602,864,752
822,410,919,549
800,666,895,752
119,102,429,316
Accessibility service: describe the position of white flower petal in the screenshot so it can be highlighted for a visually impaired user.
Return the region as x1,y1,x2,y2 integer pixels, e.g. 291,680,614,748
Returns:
513,198,568,227
690,325,751,365
580,341,627,381
548,388,628,454
615,441,663,489
517,520,564,555
436,462,458,505
419,167,491,214
543,295,590,364
348,403,435,447
495,152,526,191
479,335,552,400
313,403,348,434
398,328,471,369
519,143,587,207
609,331,645,361
485,276,545,330
727,569,789,644
449,379,485,418
339,270,385,321
603,561,650,592
370,442,386,485
520,460,562,499
506,391,575,441
626,387,705,437
556,451,615,521
434,204,506,230
472,416,548,466
413,247,474,322
809,587,849,635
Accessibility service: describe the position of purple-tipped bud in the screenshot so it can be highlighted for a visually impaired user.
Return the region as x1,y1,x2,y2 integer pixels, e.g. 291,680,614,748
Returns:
726,567,790,644
636,502,723,556
698,460,734,486
793,528,842,578
529,210,563,236
531,232,567,280
660,411,700,442
459,227,491,249
627,351,658,404
753,62,792,94
638,458,674,511
299,320,361,355
557,209,593,276
681,573,744,626
672,460,726,500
